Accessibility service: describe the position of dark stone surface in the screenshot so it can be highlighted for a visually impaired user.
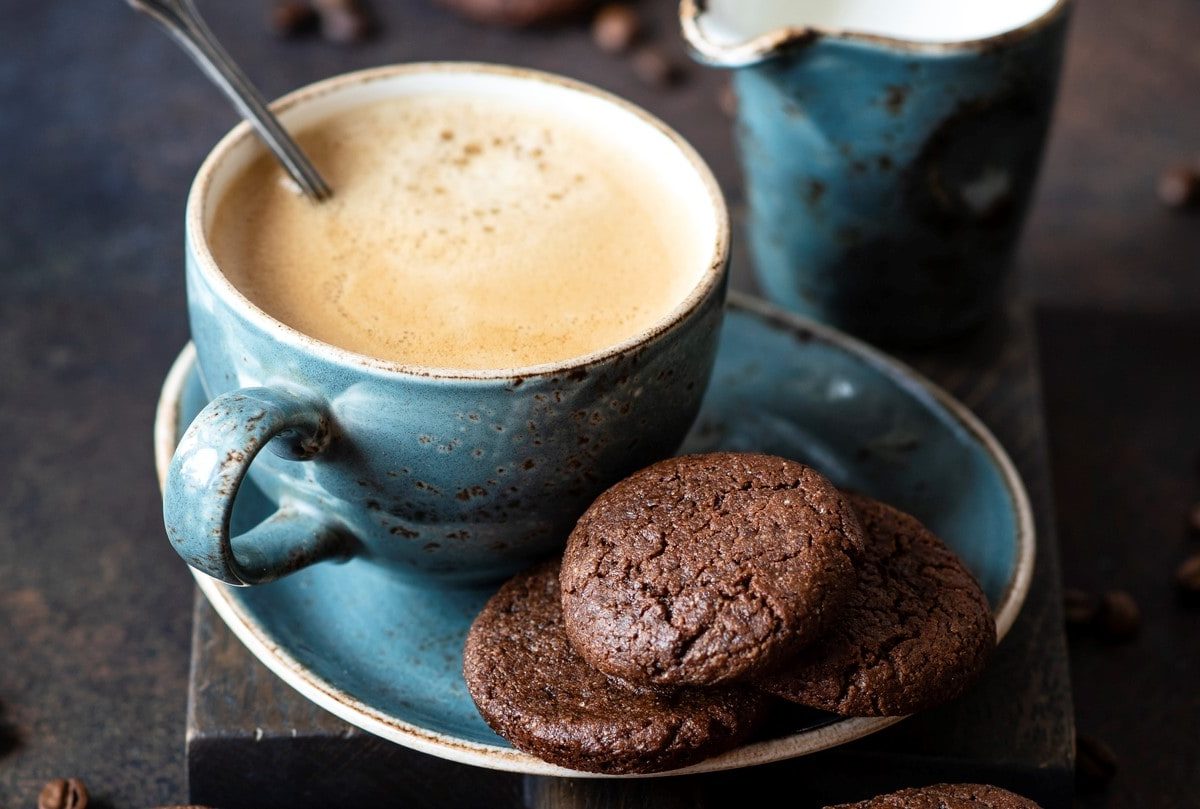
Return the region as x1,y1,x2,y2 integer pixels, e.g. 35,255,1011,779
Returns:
1038,309,1200,809
1,0,1198,806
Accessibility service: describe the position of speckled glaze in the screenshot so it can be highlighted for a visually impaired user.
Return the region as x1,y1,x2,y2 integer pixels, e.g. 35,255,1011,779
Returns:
165,64,729,588
682,1,1071,344
153,293,1035,776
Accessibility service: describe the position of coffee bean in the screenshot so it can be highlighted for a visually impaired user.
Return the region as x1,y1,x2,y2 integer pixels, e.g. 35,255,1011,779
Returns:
591,4,640,53
1075,733,1118,793
314,0,375,43
632,46,685,88
1188,502,1200,535
38,778,88,809
1097,590,1140,642
1063,587,1098,628
268,0,318,38
1157,165,1200,209
1176,554,1200,599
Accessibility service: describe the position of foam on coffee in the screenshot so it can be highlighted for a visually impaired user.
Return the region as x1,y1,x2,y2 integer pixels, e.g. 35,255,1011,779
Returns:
209,94,713,370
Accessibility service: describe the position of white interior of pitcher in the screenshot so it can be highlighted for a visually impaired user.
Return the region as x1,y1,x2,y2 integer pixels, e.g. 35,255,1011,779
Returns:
697,0,1061,46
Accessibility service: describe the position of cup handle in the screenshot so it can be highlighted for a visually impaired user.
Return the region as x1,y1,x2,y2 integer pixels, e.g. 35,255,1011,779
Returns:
164,387,354,586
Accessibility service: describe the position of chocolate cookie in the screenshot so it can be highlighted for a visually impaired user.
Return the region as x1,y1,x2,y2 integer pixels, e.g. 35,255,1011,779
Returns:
560,453,866,686
757,494,996,716
463,561,765,774
826,783,1042,808
436,0,594,27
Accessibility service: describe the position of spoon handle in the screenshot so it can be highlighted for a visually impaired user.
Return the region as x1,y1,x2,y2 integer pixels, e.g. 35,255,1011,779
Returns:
127,0,333,202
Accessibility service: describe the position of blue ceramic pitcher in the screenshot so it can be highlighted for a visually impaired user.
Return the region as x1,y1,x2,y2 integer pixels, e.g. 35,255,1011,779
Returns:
682,0,1071,344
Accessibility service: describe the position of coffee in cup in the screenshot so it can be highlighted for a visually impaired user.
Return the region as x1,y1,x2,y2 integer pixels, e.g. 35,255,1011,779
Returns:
210,93,713,370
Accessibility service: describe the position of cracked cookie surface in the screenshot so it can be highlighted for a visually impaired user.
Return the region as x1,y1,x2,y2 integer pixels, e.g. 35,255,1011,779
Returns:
560,453,866,686
757,494,996,716
825,782,1042,808
463,560,765,774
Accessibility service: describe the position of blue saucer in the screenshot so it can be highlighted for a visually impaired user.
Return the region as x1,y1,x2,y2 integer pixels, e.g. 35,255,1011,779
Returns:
154,292,1033,776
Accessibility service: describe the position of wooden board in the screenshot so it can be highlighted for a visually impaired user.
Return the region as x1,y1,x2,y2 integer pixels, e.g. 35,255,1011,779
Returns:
186,298,1073,809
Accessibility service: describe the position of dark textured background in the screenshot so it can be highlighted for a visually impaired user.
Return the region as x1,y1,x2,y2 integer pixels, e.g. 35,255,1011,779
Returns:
1,0,1198,806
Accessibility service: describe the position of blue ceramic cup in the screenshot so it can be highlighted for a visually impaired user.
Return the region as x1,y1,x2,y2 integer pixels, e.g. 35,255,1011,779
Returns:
683,0,1070,344
165,64,729,588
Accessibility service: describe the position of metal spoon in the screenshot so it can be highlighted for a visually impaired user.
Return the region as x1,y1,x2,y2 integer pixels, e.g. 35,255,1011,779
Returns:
126,0,333,202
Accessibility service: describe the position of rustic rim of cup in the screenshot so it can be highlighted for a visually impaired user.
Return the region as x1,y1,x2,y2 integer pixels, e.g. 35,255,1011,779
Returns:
186,62,730,382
